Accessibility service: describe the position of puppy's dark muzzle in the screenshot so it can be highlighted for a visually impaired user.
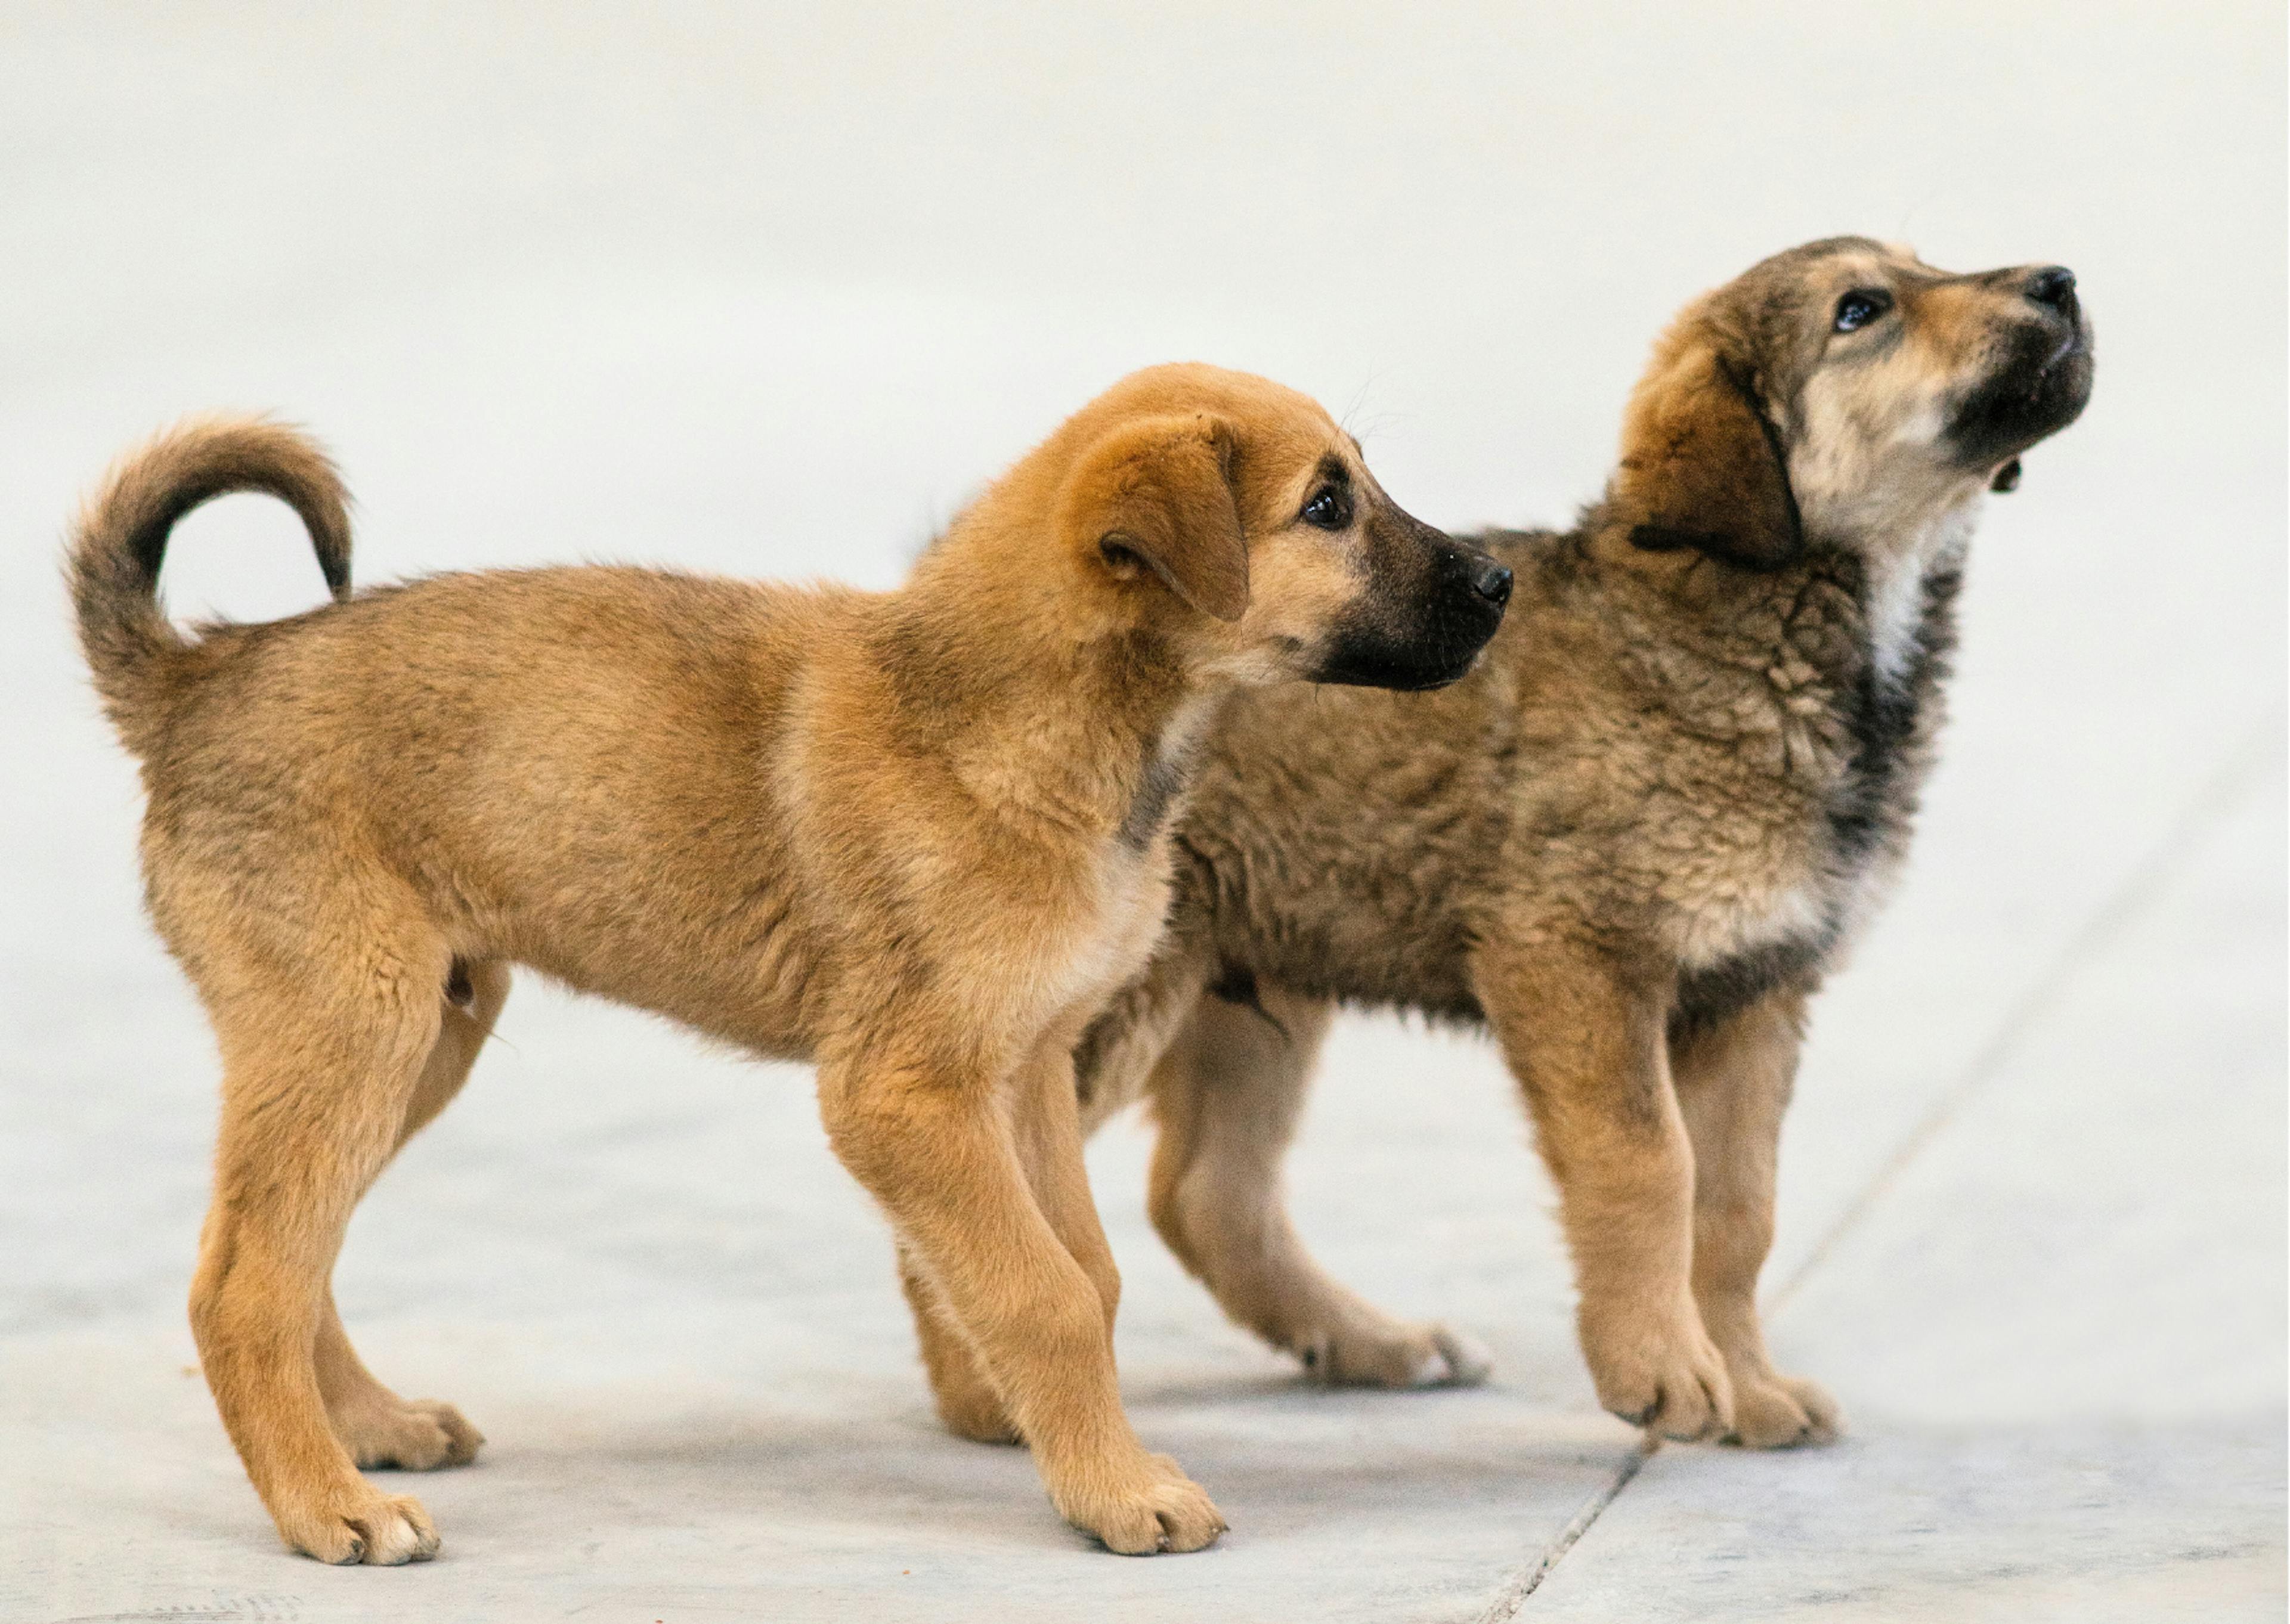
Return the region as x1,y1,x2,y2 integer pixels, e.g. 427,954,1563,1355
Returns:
1311,531,1512,693
1947,266,2096,468
1399,543,1512,688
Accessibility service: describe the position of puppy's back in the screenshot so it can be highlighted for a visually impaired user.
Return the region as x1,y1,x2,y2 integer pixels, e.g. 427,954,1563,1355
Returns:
143,563,826,848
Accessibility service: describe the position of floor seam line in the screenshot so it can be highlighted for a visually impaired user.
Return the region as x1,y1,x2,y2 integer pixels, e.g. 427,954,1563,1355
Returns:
1769,706,2283,1315
1474,1439,1657,1622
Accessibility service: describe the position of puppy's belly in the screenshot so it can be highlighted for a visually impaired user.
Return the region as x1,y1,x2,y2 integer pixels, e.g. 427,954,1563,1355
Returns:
452,866,825,1061
510,930,823,1062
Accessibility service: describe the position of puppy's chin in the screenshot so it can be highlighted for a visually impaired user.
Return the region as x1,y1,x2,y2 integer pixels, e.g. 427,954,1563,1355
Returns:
1305,641,1482,692
1948,330,2094,469
1307,590,1508,692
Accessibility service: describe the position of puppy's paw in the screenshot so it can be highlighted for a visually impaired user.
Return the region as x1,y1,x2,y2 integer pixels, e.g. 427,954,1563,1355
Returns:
1053,1453,1227,1555
1582,1299,1735,1443
1424,1324,1496,1387
1725,1369,1841,1449
277,1484,441,1566
1295,1318,1494,1389
332,1392,484,1471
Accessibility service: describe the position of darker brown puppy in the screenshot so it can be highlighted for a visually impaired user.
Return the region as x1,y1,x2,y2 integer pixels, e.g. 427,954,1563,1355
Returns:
66,363,1509,1564
1060,241,2094,1450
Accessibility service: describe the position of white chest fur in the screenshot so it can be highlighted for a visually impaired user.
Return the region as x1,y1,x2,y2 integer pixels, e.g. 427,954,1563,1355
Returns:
1864,500,1973,688
1670,506,1969,978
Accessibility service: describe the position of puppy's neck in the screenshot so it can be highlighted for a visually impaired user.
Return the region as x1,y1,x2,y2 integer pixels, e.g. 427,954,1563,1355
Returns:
1574,504,1960,725
1835,492,1979,690
880,563,1207,848
1583,478,1975,675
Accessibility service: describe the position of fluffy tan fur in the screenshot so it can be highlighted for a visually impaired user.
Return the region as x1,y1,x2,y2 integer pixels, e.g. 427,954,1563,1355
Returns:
1052,241,2093,1451
67,363,1505,1563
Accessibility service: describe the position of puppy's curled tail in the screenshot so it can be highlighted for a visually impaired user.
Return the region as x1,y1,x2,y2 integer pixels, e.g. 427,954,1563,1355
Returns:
67,416,352,754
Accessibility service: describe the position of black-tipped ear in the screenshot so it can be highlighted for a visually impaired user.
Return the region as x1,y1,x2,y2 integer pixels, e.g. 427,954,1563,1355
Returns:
1989,457,2023,493
1614,334,1803,572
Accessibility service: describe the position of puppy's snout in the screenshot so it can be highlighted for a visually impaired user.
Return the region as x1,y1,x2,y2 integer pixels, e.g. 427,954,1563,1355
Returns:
1431,541,1511,630
1946,261,2094,466
1466,556,1514,606
2024,265,2077,316
1432,538,1511,606
1308,520,1509,693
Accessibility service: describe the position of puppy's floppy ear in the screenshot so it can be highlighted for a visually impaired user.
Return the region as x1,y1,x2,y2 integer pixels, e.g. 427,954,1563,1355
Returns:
1613,328,1803,571
1064,413,1248,622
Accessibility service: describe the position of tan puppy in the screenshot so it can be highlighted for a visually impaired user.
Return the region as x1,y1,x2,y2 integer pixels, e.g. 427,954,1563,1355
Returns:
1054,242,2094,1450
66,364,1514,1564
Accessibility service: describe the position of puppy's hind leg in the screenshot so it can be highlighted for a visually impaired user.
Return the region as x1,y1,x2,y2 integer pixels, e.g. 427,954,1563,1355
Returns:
1672,987,1840,1448
316,959,508,1471
186,918,456,1566
1147,985,1491,1388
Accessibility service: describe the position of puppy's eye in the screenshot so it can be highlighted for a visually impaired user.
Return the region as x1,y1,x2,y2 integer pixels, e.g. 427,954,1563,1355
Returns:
1301,488,1352,529
1833,289,1892,333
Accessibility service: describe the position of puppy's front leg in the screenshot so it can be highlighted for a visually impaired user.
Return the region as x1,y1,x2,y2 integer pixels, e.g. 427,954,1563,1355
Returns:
821,1039,1224,1555
898,1037,1120,1446
896,1243,1019,1443
1474,941,1733,1442
1671,987,1840,1448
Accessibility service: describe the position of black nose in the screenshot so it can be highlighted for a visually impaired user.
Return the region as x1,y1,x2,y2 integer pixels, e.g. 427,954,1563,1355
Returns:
1468,557,1513,606
2025,266,2077,310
